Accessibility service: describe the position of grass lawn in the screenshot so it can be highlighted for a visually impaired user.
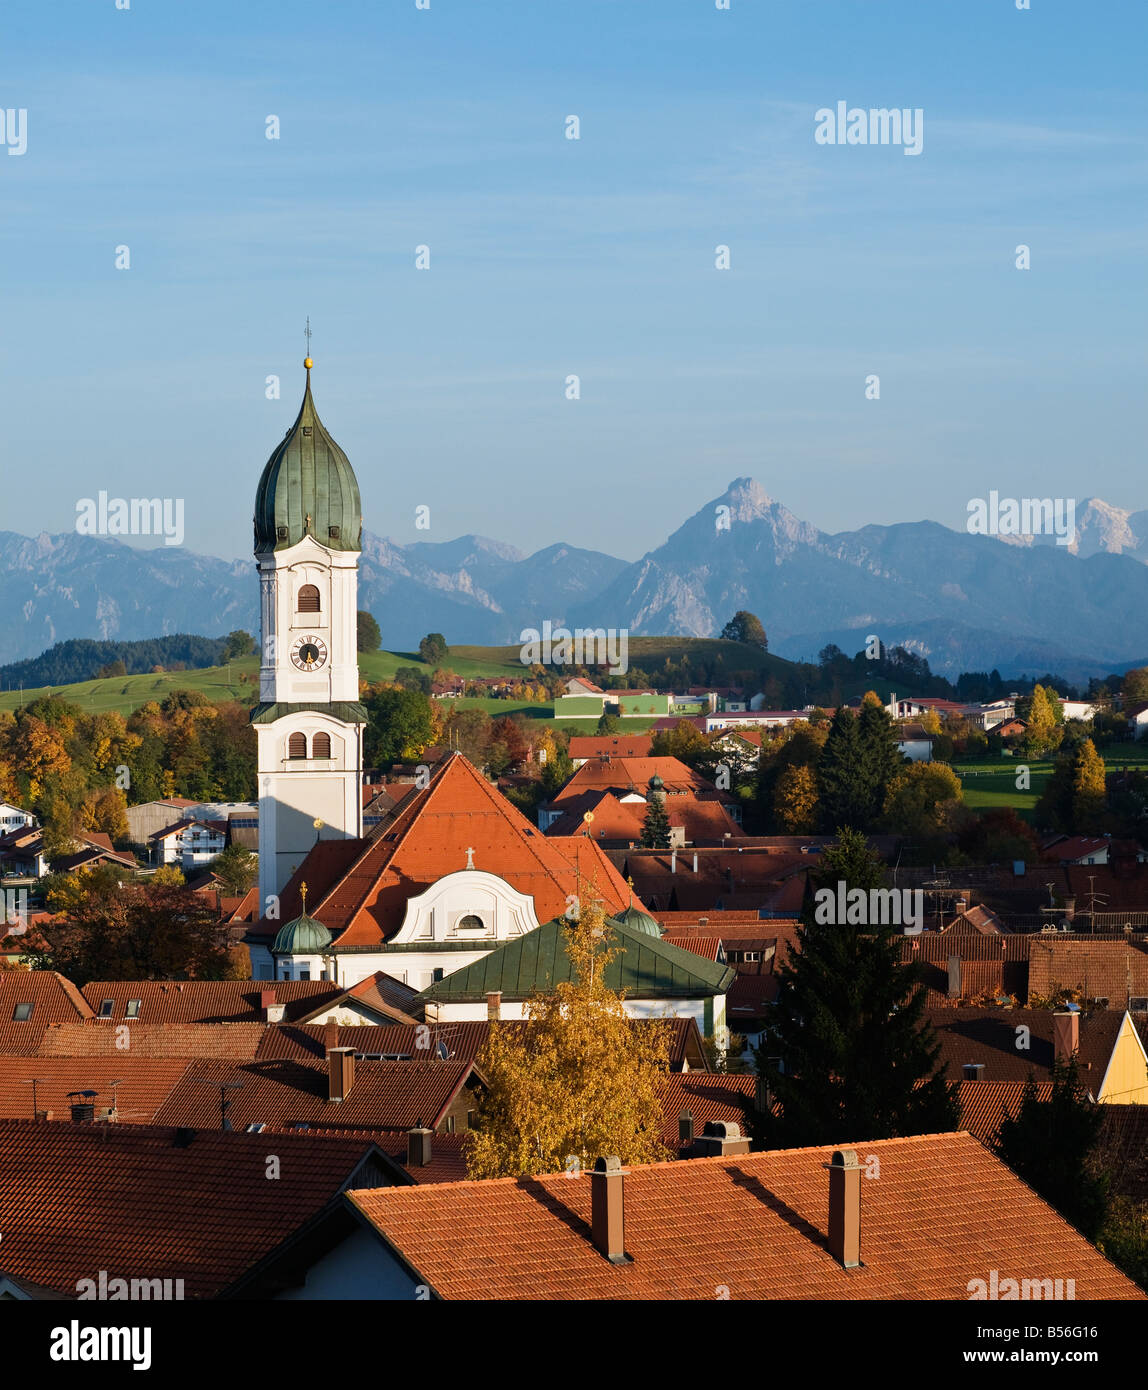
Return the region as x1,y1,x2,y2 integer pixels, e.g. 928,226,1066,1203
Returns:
0,656,262,717
949,744,1148,818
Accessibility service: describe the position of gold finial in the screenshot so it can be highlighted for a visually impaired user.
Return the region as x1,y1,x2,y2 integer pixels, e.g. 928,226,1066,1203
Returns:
304,317,313,370
300,881,308,913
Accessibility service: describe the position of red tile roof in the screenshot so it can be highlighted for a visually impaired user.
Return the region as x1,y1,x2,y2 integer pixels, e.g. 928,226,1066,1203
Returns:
348,1131,1143,1300
153,1057,484,1134
38,1021,266,1060
0,1056,191,1123
955,1079,1054,1142
0,1119,389,1298
567,736,653,760
79,979,344,1024
250,754,634,948
0,971,93,1055
1027,936,1148,1008
925,1007,1132,1087
656,1072,755,1147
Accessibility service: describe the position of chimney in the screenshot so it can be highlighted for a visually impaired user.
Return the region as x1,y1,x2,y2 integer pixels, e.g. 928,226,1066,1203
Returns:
828,1149,861,1269
962,1062,985,1081
327,1046,356,1103
260,988,286,1023
323,1019,338,1053
694,1120,751,1157
754,1075,772,1115
954,897,968,916
671,848,677,874
407,1125,433,1167
69,1099,95,1125
590,1155,627,1263
678,1110,694,1146
947,955,962,1000
692,852,698,873
1053,1009,1080,1063
486,990,501,1022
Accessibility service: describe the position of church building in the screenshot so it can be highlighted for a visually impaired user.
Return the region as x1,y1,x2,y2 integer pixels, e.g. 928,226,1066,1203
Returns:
247,360,635,989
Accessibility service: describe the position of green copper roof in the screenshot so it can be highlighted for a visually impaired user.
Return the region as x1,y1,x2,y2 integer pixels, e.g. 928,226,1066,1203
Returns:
416,914,734,1004
254,367,362,553
249,701,368,725
615,904,663,938
271,910,333,955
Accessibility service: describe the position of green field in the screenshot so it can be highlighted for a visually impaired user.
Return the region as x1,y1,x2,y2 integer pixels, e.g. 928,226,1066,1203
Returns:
950,747,1148,817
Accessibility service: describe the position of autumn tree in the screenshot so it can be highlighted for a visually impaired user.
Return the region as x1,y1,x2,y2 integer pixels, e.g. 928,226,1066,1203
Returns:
1071,739,1107,832
745,827,959,1149
773,763,818,833
883,761,963,837
466,895,672,1178
363,686,436,767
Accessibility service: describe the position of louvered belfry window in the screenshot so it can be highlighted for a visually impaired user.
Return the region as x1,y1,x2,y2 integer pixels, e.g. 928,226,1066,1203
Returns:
297,584,320,613
287,733,307,759
312,732,332,759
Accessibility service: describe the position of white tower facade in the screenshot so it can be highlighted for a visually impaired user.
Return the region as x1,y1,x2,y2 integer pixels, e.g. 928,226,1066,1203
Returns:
252,361,367,917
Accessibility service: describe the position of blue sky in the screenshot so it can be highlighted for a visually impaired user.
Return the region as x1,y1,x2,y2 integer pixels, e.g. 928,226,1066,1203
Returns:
3,0,1145,561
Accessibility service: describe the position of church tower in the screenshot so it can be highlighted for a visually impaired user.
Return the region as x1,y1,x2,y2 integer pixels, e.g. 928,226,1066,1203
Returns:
252,356,367,917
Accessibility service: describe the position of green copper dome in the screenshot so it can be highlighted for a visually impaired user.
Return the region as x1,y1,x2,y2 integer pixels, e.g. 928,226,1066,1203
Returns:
254,365,362,553
613,905,663,938
271,909,333,956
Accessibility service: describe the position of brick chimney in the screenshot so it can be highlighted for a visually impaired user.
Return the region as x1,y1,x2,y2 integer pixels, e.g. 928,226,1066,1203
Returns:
828,1149,861,1269
947,955,962,1000
678,1110,694,1146
327,1046,356,1103
694,1120,751,1157
323,1019,338,1053
590,1155,627,1263
1053,1009,1080,1063
407,1125,433,1167
486,991,501,1022
260,988,286,1023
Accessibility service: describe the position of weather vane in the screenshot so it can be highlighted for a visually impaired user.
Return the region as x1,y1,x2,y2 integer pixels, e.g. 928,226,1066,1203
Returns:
304,317,313,369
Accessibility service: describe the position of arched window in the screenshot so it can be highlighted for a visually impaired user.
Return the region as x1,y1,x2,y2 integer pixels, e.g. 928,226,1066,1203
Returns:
287,732,307,759
457,914,485,932
297,584,320,613
312,732,332,759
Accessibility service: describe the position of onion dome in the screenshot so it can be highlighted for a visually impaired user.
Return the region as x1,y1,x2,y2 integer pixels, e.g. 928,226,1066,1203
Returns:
648,774,664,792
613,904,664,938
254,360,362,553
271,909,333,956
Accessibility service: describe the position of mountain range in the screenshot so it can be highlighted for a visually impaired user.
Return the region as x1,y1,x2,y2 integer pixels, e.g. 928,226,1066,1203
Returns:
3,481,1147,681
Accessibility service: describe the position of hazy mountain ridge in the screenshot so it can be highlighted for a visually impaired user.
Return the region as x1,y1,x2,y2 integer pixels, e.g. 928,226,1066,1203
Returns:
3,480,1147,678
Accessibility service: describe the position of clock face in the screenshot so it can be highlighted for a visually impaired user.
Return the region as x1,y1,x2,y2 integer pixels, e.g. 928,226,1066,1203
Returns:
290,634,328,671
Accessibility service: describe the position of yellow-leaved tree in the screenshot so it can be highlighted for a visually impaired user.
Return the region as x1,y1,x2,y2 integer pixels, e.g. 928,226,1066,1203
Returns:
465,891,672,1179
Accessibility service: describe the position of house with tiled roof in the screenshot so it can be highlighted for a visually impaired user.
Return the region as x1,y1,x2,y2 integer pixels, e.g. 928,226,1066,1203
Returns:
926,1006,1148,1103
0,971,95,1055
49,832,137,875
305,1131,1144,1300
0,1120,398,1299
567,735,653,766
417,912,736,1040
147,817,228,870
1027,935,1148,1012
243,752,635,994
79,979,348,1025
542,788,744,848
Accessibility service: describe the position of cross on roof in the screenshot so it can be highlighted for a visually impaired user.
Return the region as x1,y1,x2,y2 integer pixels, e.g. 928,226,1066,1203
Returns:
465,847,475,870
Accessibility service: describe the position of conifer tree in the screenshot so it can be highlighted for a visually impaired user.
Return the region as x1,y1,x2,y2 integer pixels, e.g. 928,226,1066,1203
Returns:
817,707,866,830
745,827,958,1149
992,1058,1109,1240
640,793,672,849
856,693,903,825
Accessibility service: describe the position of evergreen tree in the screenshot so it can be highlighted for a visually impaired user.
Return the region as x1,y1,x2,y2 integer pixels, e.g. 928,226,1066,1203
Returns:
992,1058,1109,1240
745,827,959,1149
856,693,903,825
817,707,866,830
640,793,672,849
